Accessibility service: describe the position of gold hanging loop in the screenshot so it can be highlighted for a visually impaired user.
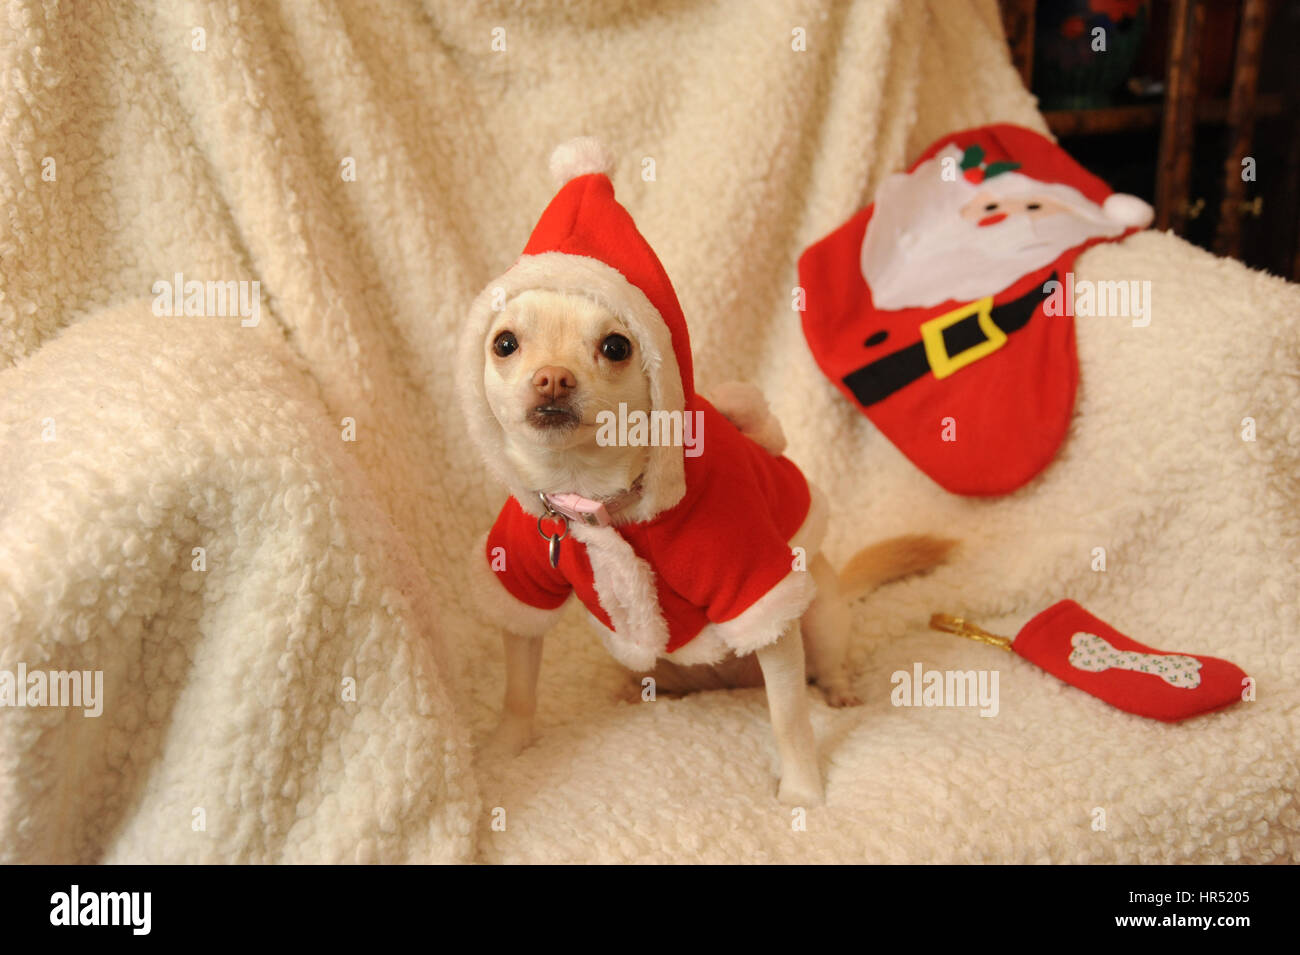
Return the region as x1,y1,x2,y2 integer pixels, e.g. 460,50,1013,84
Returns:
929,614,1015,652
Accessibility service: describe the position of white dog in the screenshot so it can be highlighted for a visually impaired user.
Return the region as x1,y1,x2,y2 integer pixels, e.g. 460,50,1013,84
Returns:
459,140,952,805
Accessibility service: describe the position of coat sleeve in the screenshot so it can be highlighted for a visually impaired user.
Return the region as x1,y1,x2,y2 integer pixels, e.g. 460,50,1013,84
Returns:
466,497,572,637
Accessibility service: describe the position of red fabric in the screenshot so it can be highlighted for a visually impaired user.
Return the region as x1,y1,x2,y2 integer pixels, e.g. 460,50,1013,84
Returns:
524,173,695,397
1013,600,1248,722
485,398,811,653
798,124,1141,497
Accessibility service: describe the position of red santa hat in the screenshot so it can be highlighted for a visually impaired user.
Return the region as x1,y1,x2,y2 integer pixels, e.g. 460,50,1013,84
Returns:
934,124,1153,229
457,138,694,522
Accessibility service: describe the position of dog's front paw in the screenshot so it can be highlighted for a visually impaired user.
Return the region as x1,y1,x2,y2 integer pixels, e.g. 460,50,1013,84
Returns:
482,714,535,759
778,772,825,808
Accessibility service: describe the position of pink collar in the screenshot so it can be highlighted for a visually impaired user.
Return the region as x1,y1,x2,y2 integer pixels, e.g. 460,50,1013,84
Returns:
540,476,645,527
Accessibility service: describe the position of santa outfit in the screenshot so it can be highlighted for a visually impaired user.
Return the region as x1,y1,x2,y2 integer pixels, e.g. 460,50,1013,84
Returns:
459,138,824,671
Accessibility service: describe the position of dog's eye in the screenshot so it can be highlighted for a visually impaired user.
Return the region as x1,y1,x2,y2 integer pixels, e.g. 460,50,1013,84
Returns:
600,334,631,362
492,331,518,358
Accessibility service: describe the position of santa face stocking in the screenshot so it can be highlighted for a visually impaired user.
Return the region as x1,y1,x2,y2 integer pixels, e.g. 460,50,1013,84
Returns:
798,124,1152,496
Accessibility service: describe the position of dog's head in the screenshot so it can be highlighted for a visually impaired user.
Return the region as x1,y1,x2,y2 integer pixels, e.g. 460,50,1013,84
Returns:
478,289,653,499
456,140,694,520
483,289,651,452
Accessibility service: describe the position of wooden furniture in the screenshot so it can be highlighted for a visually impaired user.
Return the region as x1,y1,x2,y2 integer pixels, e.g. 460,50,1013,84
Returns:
998,0,1292,275
1000,0,1036,89
1213,0,1269,257
1155,0,1206,234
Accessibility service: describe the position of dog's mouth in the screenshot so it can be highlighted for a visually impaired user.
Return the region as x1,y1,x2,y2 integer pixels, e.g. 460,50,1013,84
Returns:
526,404,581,431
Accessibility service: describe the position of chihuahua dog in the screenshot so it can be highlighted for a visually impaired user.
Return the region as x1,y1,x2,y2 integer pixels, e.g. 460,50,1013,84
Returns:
459,140,952,805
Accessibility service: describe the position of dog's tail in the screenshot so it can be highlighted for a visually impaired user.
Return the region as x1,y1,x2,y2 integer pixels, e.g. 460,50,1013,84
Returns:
837,535,957,602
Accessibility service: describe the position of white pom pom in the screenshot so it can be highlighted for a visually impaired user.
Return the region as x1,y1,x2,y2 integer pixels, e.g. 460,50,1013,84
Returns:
1104,193,1154,229
549,137,613,186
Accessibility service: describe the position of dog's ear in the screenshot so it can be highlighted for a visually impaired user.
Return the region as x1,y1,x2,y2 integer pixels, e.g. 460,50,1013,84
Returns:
706,382,787,455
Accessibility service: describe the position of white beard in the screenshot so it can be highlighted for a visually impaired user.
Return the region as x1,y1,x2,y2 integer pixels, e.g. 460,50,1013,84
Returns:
861,152,1126,310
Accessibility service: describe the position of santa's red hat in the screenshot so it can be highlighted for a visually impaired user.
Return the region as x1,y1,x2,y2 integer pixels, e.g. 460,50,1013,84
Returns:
458,138,693,522
925,124,1153,229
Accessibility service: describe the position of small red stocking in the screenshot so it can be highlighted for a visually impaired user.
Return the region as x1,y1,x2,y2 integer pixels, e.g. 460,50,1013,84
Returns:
931,601,1249,722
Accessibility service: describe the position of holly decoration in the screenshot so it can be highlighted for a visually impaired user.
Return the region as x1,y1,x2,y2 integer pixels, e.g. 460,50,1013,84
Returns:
960,144,1020,184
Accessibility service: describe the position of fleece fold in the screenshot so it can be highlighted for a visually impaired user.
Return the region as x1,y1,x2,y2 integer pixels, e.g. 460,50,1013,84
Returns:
0,0,1295,863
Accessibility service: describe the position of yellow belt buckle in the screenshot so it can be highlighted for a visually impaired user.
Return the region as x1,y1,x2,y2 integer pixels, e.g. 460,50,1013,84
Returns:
919,296,1005,380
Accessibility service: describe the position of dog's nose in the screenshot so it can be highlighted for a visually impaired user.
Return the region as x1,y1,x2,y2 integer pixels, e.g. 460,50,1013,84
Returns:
532,365,577,399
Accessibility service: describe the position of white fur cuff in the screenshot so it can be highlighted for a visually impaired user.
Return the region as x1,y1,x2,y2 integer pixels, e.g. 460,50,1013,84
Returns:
711,570,817,656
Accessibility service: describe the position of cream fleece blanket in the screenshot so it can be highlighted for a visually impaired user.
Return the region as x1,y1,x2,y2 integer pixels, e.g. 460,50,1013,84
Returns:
1,0,1296,864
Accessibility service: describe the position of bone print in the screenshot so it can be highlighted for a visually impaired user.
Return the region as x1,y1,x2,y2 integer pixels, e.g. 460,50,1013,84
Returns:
1068,632,1202,689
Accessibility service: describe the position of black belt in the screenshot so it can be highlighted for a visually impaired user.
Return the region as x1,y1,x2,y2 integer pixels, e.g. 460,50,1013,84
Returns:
842,273,1055,408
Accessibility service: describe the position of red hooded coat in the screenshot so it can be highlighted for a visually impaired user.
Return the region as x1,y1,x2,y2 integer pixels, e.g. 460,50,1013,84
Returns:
458,140,822,670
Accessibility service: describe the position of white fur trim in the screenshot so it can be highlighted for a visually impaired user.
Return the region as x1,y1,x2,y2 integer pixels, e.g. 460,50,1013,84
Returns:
711,570,817,656
549,137,613,186
568,522,669,670
706,381,787,455
1104,193,1154,229
581,610,728,669
466,532,567,638
457,251,688,522
662,625,731,666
